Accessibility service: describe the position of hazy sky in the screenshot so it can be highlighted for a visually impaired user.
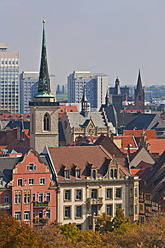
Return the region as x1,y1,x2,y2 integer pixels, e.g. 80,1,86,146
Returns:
1,0,165,86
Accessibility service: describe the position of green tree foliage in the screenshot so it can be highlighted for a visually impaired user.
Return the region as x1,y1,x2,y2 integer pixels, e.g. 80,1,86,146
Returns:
0,211,41,248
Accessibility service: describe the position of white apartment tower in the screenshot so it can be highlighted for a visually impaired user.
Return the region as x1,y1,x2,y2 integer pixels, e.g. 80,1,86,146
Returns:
0,43,19,113
20,71,56,113
67,71,108,111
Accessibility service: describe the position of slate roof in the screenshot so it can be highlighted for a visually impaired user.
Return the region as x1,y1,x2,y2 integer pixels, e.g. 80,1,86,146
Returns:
125,113,165,130
47,145,130,182
0,157,21,185
67,112,107,128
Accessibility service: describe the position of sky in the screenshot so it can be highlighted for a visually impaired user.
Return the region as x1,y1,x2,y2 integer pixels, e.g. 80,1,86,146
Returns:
1,0,165,86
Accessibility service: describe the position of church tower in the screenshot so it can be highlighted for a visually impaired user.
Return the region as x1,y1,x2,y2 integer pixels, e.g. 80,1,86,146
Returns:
134,70,145,113
29,20,59,153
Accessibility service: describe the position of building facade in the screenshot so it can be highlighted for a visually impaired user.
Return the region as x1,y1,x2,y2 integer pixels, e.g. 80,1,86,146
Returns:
44,145,139,231
67,71,108,111
0,43,19,113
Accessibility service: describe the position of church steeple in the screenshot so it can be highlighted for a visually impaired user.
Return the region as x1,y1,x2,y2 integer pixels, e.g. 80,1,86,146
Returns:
81,86,88,117
134,70,145,112
137,70,142,91
34,20,55,101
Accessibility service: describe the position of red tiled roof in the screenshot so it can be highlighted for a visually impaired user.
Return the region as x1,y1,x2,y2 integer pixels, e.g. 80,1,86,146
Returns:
0,145,7,155
148,139,165,155
58,106,78,113
120,110,138,113
131,169,140,175
136,161,153,169
48,145,130,181
114,136,137,148
123,130,157,139
0,113,30,121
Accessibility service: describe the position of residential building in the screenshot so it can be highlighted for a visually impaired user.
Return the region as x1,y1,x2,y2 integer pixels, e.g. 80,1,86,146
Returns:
0,43,19,113
0,149,57,227
29,20,59,153
67,71,108,111
20,72,56,113
44,145,139,231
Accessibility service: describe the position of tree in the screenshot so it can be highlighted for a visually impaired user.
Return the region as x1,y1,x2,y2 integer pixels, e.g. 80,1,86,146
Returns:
0,211,41,248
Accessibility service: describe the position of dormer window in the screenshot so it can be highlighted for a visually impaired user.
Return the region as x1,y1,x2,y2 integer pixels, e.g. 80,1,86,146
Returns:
76,170,80,179
65,170,70,180
114,169,117,179
92,170,96,180
110,169,113,178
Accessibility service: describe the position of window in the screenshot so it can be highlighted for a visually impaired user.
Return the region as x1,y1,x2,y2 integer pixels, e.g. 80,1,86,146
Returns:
135,205,138,215
4,195,9,204
76,206,82,218
29,178,34,185
39,209,43,218
24,211,30,221
27,163,36,171
40,178,46,185
15,211,21,220
15,193,21,204
116,188,122,199
76,170,80,179
46,209,51,219
92,170,96,179
110,169,113,178
91,189,97,199
116,204,122,210
65,170,70,179
114,169,117,179
64,206,71,219
140,204,143,211
33,193,36,201
38,193,43,203
46,192,51,202
130,205,133,215
106,188,112,199
24,193,31,204
107,204,112,216
134,188,138,197
44,113,50,131
76,189,82,200
18,194,21,204
65,190,71,200
130,188,133,198
33,210,36,218
17,178,23,186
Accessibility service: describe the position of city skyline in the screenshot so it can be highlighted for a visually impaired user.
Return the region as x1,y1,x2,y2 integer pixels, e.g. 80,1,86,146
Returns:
1,0,165,86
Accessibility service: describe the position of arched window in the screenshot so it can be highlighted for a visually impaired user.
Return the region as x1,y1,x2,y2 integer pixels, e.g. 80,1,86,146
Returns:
114,169,117,179
44,113,50,131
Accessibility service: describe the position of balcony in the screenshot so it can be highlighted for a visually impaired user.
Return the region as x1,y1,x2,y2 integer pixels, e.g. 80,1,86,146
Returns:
0,203,11,209
33,201,49,208
87,197,103,205
33,217,49,225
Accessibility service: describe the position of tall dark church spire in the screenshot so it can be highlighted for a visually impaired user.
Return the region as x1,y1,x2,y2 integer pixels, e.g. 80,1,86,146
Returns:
134,70,145,112
81,86,88,117
34,20,55,101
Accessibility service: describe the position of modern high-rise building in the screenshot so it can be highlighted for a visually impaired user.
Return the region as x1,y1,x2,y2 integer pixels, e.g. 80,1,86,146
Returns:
67,71,108,111
0,43,19,113
20,71,56,113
